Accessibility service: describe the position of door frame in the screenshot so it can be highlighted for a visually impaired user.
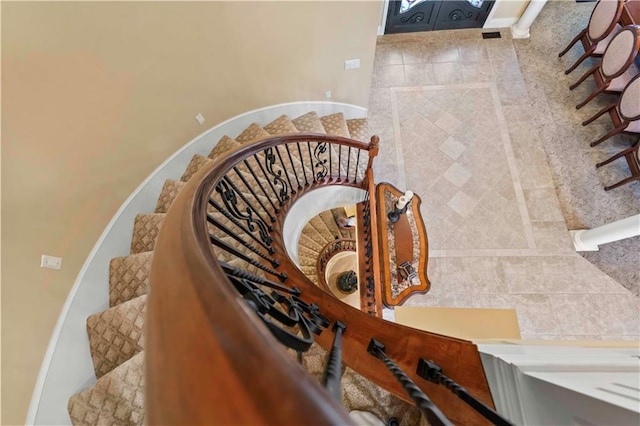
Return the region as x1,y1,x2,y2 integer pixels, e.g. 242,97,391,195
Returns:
378,0,509,34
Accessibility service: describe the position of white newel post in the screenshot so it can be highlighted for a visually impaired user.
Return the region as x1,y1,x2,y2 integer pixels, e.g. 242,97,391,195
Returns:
511,0,548,39
571,214,640,251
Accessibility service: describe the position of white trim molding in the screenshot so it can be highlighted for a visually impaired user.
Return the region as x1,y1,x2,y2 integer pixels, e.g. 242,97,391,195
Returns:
571,214,640,252
479,344,640,425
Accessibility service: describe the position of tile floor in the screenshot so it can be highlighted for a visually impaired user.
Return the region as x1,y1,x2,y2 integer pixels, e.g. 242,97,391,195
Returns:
369,28,639,341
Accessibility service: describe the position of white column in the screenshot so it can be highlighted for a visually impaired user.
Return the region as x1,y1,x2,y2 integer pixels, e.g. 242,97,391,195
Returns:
570,214,640,252
510,0,548,39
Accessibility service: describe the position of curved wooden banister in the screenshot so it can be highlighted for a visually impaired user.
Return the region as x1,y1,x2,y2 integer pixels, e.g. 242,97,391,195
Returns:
316,238,357,291
147,133,495,425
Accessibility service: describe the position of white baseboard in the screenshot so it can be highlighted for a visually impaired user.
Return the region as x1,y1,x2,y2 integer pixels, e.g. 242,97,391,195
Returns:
483,17,519,29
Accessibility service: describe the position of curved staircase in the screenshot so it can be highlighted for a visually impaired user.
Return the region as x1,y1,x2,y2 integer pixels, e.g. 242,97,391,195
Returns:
66,112,421,424
58,106,508,426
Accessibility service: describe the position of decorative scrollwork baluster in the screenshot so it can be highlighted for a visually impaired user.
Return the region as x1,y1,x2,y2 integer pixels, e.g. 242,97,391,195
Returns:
264,147,290,203
224,268,329,352
313,141,329,181
215,179,272,246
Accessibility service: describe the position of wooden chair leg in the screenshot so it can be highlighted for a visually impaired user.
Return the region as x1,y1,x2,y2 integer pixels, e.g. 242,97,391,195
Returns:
604,176,640,191
596,147,633,168
590,125,625,147
570,65,599,91
559,30,586,58
582,104,616,126
577,86,606,110
565,46,595,75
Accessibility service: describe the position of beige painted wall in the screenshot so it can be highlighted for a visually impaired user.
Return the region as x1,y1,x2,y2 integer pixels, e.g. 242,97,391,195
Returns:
1,1,381,423
491,0,530,20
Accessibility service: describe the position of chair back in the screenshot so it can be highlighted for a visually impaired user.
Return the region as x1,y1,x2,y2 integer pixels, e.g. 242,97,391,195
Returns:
619,73,640,121
588,0,625,42
601,25,640,78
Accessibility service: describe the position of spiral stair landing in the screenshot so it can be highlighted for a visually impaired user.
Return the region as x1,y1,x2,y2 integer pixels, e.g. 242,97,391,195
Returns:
66,112,424,425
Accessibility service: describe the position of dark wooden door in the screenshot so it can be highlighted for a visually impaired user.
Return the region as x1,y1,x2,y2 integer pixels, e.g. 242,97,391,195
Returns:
385,0,495,34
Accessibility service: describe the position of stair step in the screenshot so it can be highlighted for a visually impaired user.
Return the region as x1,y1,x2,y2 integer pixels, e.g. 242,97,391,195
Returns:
299,232,325,253
301,221,330,250
341,365,422,424
292,111,327,134
309,215,338,243
68,352,145,426
208,135,241,161
263,114,299,135
87,295,146,378
332,207,356,240
155,179,185,214
181,154,212,182
319,210,343,241
130,213,165,254
320,113,350,138
236,123,270,144
346,118,369,143
109,252,153,307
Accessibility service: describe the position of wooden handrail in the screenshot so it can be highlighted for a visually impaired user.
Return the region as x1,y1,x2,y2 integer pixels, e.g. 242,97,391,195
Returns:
316,238,357,291
147,133,496,425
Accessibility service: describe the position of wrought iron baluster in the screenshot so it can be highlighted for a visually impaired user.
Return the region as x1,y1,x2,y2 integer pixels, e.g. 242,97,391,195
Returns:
346,146,352,182
220,261,298,295
313,141,328,181
207,214,279,267
355,149,361,183
254,152,285,206
222,176,273,232
417,359,515,426
210,234,286,282
338,145,342,182
306,142,316,183
368,339,452,426
263,148,290,204
214,180,273,247
232,167,276,223
328,142,333,178
296,142,309,187
243,159,280,214
209,199,274,253
322,321,346,403
274,146,295,195
284,144,302,191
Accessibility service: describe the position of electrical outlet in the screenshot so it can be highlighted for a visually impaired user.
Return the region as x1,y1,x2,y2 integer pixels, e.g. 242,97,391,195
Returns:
325,91,332,99
344,59,360,70
41,255,63,270
195,113,205,125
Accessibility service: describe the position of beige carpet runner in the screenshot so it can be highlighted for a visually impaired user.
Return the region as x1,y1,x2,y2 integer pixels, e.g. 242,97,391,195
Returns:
67,112,421,425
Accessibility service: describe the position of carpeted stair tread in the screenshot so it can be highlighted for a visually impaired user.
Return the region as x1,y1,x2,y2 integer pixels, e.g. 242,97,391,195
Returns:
236,123,271,144
209,135,241,161
309,215,338,243
292,111,327,134
346,118,369,143
263,114,299,135
155,179,186,214
299,232,325,253
181,154,213,182
87,295,146,378
332,207,356,240
109,252,153,307
320,113,350,138
68,352,144,426
130,213,165,254
319,210,343,241
341,366,422,425
301,220,331,250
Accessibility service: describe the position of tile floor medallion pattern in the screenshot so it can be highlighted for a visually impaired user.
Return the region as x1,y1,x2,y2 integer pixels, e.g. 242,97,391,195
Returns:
369,26,639,342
